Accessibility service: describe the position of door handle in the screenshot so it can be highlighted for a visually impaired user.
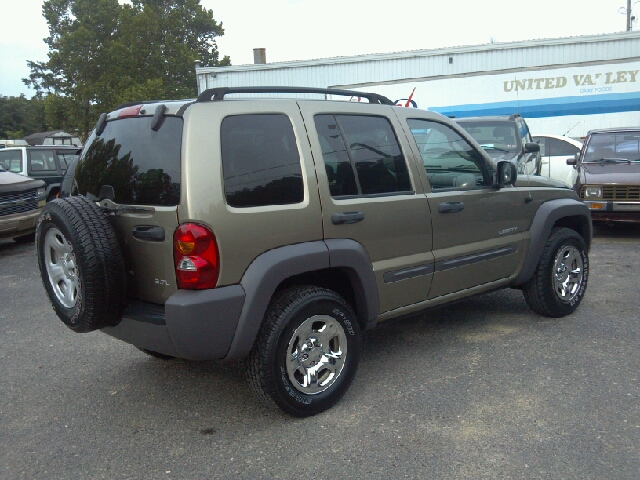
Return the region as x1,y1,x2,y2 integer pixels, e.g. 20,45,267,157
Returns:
332,211,365,225
132,225,165,242
438,202,464,213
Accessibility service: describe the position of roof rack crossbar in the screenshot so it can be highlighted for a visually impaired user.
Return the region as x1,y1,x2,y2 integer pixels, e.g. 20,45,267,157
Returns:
195,86,395,105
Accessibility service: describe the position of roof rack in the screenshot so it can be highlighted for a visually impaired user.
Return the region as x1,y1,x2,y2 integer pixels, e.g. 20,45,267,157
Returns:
195,86,395,105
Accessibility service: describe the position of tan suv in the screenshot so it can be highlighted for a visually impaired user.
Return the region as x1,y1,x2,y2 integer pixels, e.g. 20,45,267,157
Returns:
36,87,592,416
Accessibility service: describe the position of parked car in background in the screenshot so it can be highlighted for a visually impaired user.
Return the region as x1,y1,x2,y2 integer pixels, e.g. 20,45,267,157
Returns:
533,134,583,186
0,165,46,242
570,128,640,223
456,114,541,176
0,146,80,201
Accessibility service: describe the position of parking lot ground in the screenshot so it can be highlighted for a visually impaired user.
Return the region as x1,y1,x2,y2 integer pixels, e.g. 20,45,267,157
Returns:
1,225,639,479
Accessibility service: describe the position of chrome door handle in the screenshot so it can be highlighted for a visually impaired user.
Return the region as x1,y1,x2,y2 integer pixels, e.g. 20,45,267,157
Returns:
332,211,365,225
438,202,464,213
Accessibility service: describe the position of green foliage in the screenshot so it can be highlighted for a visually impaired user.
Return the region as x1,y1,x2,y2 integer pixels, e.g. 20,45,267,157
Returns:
25,0,230,138
0,95,47,139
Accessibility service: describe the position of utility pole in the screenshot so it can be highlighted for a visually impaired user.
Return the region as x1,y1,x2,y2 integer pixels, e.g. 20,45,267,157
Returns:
628,0,633,31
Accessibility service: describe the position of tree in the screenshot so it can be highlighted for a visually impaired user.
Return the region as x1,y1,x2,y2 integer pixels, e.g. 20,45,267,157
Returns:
0,95,47,139
25,0,230,138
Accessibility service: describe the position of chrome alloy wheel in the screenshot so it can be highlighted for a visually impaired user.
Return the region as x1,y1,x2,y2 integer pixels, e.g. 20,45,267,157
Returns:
553,245,584,303
44,227,80,309
285,315,348,395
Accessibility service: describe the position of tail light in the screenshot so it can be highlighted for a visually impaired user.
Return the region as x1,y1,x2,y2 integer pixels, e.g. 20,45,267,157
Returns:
173,223,219,289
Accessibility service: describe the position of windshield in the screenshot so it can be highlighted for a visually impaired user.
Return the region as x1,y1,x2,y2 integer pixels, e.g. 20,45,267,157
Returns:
584,132,640,162
457,121,520,158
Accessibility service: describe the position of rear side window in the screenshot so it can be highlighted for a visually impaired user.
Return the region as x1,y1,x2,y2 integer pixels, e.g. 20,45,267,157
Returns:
75,116,182,206
221,114,303,208
547,138,580,156
314,114,412,197
0,150,22,173
28,150,58,172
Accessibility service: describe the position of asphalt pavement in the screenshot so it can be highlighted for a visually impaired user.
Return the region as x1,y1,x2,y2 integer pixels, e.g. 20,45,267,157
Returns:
1,224,639,479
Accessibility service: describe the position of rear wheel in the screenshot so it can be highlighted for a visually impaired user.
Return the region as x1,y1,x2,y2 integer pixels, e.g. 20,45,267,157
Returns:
247,286,361,417
523,227,588,317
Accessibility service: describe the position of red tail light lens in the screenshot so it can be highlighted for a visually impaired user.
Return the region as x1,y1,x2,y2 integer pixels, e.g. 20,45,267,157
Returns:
173,223,219,289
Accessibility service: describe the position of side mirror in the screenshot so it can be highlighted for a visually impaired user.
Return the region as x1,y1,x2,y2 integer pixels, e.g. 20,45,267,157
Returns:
524,142,540,153
494,160,517,188
566,155,577,166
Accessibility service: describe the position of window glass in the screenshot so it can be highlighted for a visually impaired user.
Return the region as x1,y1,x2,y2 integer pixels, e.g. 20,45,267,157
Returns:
314,114,357,196
584,133,640,162
76,116,182,206
534,137,547,156
221,114,303,207
0,150,23,173
314,114,412,196
56,151,79,169
457,120,520,160
407,119,489,190
28,150,58,172
547,138,580,157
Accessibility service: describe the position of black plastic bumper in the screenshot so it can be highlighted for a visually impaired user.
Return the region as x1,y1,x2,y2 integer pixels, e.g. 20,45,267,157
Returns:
101,285,246,360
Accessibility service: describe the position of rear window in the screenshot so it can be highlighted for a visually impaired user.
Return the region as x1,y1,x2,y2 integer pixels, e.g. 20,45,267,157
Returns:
75,116,182,206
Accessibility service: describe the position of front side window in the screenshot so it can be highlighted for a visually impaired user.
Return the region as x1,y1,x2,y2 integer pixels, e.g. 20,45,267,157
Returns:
221,114,303,208
0,150,22,173
534,137,547,156
407,119,490,190
75,116,182,206
314,114,412,197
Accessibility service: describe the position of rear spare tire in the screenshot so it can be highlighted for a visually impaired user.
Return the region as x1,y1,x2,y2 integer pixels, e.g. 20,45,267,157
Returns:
36,196,125,333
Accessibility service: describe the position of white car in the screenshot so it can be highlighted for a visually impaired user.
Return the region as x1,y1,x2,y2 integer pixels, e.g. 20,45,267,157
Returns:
533,134,582,186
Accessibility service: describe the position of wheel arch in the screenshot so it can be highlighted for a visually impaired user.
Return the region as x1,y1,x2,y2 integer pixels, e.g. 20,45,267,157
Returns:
224,239,379,360
514,198,592,286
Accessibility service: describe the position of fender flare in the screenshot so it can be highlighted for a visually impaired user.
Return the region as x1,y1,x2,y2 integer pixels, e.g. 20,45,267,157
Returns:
224,239,379,360
514,198,592,286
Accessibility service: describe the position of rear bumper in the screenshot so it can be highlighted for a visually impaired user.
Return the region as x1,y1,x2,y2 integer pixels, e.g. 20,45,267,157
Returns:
101,285,246,360
584,200,640,223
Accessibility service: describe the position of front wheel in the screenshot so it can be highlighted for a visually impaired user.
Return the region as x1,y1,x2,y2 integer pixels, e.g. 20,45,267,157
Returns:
523,227,589,317
247,286,361,417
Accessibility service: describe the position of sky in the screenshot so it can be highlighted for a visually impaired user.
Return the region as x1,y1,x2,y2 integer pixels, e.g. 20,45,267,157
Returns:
0,0,634,98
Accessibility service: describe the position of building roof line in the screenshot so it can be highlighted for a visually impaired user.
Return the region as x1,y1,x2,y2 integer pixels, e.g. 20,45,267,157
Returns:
197,31,640,74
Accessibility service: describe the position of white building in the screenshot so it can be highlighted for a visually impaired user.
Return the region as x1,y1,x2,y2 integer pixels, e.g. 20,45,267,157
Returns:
196,31,640,138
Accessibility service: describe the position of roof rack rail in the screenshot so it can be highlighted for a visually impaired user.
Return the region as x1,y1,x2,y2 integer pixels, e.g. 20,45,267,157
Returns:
195,86,395,105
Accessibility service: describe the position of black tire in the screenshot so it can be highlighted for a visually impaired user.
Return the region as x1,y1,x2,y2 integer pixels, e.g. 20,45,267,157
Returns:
13,233,35,243
136,347,175,360
36,196,125,333
523,227,589,317
247,286,362,417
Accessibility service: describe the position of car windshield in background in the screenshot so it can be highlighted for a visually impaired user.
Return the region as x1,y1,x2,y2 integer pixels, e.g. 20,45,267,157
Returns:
457,121,520,158
75,116,182,206
584,132,640,162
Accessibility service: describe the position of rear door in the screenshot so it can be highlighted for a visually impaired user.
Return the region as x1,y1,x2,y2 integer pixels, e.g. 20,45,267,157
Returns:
298,101,433,314
74,115,183,304
395,110,530,299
